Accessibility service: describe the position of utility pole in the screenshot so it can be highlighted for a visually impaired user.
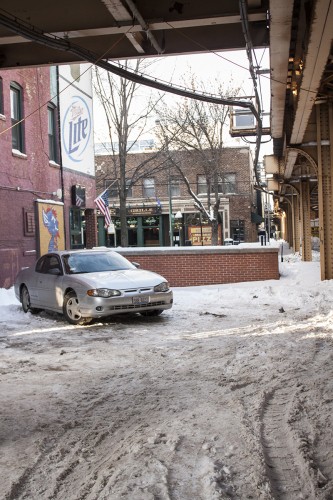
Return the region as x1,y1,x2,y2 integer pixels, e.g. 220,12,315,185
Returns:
168,177,174,246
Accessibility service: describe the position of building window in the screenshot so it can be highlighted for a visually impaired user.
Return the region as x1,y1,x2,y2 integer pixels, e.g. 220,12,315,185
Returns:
48,103,58,163
230,219,245,242
197,175,207,194
23,208,35,236
10,82,25,152
104,179,118,197
0,77,3,115
210,174,237,194
126,179,133,198
223,173,236,194
168,177,181,198
143,178,155,198
103,179,132,197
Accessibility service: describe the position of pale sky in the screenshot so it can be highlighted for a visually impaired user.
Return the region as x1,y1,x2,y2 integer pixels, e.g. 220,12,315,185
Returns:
93,49,273,159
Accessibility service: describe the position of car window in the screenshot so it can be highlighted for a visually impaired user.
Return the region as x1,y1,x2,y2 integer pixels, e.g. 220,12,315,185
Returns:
62,252,135,274
36,255,62,274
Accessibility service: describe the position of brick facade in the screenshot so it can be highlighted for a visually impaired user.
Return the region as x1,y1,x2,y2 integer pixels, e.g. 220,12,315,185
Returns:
95,147,260,245
116,247,280,287
0,67,97,288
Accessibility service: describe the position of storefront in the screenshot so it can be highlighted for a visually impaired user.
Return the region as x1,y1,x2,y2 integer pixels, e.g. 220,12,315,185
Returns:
97,208,225,247
97,206,165,247
185,212,223,246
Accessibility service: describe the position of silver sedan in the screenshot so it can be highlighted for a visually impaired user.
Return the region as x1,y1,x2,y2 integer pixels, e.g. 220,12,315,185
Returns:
14,249,173,324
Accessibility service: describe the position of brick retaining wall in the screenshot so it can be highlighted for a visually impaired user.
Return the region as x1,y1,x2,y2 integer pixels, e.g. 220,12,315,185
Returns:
116,247,280,287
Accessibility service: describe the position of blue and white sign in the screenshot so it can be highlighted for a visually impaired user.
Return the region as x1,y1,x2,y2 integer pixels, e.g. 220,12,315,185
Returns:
59,64,95,176
62,95,92,162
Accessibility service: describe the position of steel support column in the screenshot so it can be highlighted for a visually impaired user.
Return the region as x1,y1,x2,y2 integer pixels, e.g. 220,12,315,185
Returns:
292,194,300,253
299,179,312,261
317,102,333,280
286,204,292,248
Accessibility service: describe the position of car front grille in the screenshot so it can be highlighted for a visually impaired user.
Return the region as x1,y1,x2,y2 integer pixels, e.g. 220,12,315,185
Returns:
123,287,152,294
109,301,166,311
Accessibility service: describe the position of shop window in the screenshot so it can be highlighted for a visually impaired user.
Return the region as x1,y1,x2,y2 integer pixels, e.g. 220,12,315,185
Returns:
230,219,245,242
48,103,58,163
143,216,160,246
10,82,25,153
143,178,155,198
70,208,85,248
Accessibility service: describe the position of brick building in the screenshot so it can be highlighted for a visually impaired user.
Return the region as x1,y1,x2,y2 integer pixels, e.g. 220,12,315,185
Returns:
0,65,97,288
95,147,261,247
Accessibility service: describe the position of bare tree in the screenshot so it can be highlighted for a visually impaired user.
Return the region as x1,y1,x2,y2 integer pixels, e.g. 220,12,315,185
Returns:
156,76,241,245
93,59,168,246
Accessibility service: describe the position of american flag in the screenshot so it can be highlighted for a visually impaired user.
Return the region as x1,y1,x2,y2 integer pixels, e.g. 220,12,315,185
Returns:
76,194,84,207
94,189,111,227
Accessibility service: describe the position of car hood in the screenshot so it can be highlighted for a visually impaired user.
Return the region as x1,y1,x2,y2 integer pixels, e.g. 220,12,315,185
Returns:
71,269,166,289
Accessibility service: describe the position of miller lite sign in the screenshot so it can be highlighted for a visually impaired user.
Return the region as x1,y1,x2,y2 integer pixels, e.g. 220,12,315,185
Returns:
59,64,94,176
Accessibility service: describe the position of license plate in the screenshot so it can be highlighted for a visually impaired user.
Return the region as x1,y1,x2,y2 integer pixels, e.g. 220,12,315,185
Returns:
132,296,150,305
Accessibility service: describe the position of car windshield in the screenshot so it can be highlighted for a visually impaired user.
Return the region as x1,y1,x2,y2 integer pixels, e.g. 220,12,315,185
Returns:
62,252,135,274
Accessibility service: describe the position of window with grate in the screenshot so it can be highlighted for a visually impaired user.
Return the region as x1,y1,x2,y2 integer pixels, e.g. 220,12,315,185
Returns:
23,209,35,236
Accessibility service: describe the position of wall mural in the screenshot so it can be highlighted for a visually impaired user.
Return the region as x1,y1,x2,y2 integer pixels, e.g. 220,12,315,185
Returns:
36,201,65,256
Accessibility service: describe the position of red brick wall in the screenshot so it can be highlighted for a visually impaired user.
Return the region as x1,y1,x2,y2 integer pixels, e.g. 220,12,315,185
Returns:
0,67,98,288
116,248,280,287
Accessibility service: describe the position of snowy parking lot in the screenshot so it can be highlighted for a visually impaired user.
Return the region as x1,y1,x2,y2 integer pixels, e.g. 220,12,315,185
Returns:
0,246,333,499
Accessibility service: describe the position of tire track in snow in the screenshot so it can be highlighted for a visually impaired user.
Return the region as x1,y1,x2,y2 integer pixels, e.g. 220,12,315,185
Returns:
260,386,316,499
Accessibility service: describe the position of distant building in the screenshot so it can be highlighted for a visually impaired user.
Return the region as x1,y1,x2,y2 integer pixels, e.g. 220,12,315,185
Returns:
0,64,98,288
95,147,261,247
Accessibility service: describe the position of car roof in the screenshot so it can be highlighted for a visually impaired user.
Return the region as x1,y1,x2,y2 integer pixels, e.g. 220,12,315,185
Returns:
42,248,115,257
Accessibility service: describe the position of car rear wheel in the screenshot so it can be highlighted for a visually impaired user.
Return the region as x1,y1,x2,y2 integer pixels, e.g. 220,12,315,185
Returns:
140,309,164,317
21,285,41,314
63,291,91,325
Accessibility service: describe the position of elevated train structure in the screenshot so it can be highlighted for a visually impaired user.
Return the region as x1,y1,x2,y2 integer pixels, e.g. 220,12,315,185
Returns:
0,0,333,278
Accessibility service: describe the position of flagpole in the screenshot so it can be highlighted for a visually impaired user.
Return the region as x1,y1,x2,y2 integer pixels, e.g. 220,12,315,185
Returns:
168,176,173,246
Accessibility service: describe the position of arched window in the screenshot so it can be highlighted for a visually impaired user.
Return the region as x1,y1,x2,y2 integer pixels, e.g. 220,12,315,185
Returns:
10,82,25,152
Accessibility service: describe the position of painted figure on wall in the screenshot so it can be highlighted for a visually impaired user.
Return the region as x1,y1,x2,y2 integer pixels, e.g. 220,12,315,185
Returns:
42,207,60,251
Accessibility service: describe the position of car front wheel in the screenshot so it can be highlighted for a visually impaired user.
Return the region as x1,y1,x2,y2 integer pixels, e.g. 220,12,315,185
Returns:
21,285,41,314
63,291,91,325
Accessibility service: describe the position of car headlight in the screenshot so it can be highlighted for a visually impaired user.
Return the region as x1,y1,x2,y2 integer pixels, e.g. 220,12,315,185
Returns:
87,288,121,298
154,281,170,292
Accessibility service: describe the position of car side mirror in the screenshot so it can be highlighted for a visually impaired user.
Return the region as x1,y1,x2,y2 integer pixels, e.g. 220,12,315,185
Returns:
132,262,140,268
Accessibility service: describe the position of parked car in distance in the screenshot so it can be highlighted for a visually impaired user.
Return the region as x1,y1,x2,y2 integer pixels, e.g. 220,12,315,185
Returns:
14,249,173,324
